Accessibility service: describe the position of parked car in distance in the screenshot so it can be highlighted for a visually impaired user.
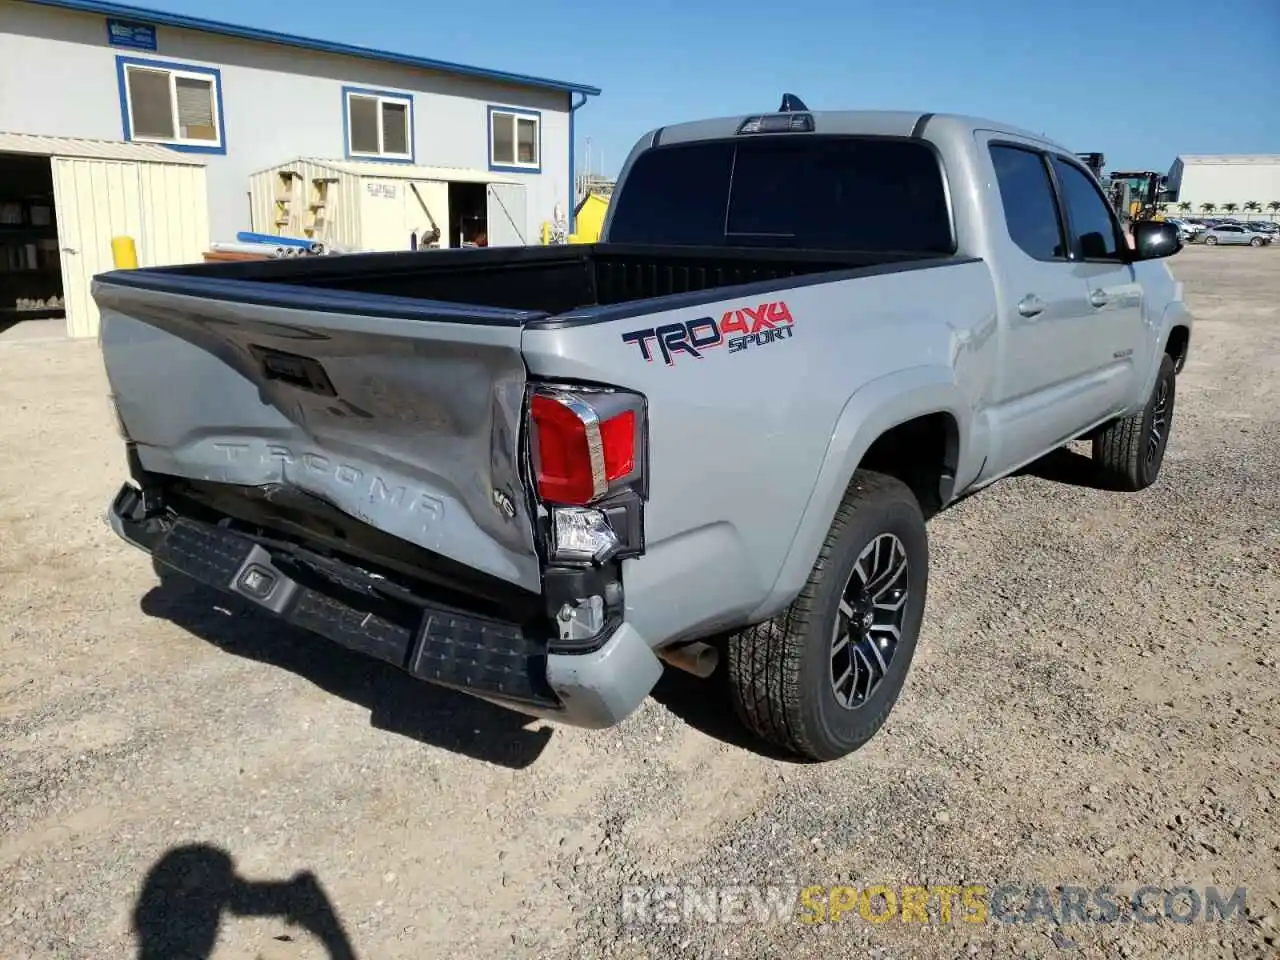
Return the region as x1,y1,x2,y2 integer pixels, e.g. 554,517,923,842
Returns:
93,101,1192,762
1183,218,1220,239
1165,218,1203,241
1245,221,1279,236
1202,223,1272,246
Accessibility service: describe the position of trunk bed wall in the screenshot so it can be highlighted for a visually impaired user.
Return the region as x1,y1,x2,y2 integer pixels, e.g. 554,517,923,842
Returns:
147,246,878,316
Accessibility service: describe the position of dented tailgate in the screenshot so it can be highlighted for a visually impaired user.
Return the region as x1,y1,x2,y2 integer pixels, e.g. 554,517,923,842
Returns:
93,271,542,593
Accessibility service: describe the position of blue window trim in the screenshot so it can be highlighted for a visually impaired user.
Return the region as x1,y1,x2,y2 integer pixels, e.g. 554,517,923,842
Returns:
115,55,227,155
342,85,416,164
487,105,542,175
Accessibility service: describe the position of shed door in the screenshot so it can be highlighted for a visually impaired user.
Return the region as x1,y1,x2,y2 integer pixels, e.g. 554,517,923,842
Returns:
359,179,405,252
485,182,527,246
404,180,448,249
137,163,209,267
51,157,144,338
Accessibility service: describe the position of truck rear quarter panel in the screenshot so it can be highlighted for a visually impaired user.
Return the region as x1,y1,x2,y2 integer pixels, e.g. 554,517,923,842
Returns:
521,259,999,648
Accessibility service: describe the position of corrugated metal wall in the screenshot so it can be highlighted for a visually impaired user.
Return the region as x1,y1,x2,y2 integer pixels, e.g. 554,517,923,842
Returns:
137,163,209,268
51,157,143,339
249,159,365,251
51,156,208,338
249,159,526,251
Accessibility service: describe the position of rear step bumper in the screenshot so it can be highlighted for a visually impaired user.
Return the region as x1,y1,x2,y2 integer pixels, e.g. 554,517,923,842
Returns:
108,483,662,729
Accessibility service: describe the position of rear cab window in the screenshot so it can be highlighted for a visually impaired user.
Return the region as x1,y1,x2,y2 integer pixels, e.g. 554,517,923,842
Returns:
607,136,955,254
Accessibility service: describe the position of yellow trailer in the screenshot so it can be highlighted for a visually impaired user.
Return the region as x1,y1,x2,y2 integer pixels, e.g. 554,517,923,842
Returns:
568,193,610,243
542,193,611,244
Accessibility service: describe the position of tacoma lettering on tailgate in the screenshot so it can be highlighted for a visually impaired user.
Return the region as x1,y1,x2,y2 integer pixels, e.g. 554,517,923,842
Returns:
210,441,444,532
621,300,795,366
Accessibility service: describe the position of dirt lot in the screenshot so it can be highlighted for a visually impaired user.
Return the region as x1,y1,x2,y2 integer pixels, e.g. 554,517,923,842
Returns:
1,243,1277,960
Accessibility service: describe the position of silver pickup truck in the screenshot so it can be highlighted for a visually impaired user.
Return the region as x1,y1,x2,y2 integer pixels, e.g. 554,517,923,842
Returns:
96,99,1191,761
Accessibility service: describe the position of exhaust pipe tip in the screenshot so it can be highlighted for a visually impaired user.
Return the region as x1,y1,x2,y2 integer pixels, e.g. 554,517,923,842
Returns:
657,641,719,679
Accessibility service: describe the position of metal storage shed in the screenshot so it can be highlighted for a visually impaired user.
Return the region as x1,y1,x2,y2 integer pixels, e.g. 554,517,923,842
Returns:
0,132,209,338
249,158,527,253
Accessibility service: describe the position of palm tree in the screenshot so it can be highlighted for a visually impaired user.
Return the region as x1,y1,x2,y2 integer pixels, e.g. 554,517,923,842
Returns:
1200,202,1216,214
1222,202,1238,215
1268,200,1280,222
1178,202,1193,214
1243,201,1261,216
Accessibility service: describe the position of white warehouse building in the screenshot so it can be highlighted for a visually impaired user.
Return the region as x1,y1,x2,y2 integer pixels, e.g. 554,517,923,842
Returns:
0,0,599,337
1166,155,1280,216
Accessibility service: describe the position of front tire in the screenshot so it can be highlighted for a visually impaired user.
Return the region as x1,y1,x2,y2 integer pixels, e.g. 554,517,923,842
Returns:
1092,352,1176,491
727,470,929,761
1205,235,1219,245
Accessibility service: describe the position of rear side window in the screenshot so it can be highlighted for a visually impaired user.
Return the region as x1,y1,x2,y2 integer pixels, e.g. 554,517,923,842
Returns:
607,136,954,254
1051,157,1123,260
989,145,1066,261
605,142,733,247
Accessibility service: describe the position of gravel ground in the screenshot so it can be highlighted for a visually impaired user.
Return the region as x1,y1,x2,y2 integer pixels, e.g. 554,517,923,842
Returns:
1,243,1277,960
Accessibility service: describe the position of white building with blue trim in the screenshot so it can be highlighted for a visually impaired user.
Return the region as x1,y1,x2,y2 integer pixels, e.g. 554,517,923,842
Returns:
0,0,600,248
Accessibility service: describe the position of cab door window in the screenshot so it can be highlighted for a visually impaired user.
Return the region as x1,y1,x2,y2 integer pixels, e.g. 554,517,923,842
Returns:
989,145,1067,261
1050,157,1126,261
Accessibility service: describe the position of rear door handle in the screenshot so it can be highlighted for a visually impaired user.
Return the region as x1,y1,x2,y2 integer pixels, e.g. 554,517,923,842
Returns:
1017,295,1045,318
1089,289,1109,308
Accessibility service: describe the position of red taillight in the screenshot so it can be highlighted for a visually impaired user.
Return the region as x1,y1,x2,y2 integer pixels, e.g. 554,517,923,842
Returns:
529,389,643,506
600,410,636,480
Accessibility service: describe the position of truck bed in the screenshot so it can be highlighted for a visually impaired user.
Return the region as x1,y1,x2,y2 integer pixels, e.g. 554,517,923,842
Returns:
103,243,951,323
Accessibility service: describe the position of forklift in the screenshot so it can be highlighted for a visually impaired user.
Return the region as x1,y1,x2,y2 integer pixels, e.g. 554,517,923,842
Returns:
1108,170,1166,223
1076,152,1106,180
1075,153,1165,223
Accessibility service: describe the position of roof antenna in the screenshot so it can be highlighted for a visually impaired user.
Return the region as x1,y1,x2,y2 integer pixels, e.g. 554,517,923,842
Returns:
778,93,808,112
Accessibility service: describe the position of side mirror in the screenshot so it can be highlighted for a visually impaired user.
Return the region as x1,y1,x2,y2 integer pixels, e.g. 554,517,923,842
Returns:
1130,220,1182,261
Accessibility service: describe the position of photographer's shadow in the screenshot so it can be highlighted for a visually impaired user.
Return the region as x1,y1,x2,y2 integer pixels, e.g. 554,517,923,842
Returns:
140,567,553,769
134,843,356,960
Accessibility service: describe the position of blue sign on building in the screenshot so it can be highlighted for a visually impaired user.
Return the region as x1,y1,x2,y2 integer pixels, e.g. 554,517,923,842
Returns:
106,18,158,51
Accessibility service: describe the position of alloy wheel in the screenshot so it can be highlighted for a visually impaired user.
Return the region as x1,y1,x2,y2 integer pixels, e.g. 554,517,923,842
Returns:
1148,375,1170,467
830,533,910,710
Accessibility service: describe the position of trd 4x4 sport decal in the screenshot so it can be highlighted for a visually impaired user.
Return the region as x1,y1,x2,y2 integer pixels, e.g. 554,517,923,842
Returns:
620,300,795,366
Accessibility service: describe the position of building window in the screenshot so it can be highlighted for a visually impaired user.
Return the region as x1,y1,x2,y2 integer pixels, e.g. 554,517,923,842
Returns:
343,87,413,161
488,106,540,172
116,57,225,153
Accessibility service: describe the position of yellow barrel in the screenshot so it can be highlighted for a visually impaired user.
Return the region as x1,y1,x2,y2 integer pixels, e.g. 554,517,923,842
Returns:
111,236,138,269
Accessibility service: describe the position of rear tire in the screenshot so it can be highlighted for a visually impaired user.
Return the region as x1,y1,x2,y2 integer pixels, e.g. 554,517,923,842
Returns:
1092,352,1176,491
1250,237,1263,247
727,470,929,762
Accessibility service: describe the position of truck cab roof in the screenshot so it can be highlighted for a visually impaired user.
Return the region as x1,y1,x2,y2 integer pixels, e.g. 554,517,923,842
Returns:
636,109,1069,156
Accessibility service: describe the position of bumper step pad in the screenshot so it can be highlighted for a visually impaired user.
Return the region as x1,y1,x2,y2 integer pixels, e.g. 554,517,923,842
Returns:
132,507,558,709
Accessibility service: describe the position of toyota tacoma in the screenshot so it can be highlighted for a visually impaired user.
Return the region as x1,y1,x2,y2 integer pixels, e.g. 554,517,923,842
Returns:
96,98,1191,761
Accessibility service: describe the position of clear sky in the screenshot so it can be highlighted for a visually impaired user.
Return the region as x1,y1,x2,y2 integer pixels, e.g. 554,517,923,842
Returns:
138,0,1277,178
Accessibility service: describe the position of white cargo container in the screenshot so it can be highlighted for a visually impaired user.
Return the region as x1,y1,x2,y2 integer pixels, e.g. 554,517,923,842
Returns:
248,158,528,253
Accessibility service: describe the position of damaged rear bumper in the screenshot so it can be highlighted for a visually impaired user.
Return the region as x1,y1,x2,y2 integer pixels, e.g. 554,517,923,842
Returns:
108,483,661,729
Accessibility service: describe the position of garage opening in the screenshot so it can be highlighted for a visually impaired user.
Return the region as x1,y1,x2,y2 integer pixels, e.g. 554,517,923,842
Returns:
448,181,487,247
0,152,65,338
